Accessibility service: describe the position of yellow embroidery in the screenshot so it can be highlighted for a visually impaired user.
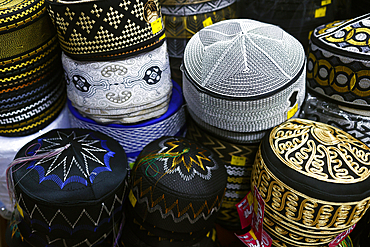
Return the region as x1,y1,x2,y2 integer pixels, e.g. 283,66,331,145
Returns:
270,119,370,183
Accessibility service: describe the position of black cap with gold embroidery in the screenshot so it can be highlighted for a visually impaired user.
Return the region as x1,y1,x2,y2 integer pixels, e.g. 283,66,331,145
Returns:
129,136,227,233
251,118,370,247
46,0,166,61
307,14,370,109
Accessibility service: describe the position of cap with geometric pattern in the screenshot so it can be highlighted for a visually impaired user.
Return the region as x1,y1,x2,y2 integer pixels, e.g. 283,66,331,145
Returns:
307,13,370,108
129,136,227,233
7,128,129,247
46,0,166,61
63,41,172,124
182,19,306,140
252,118,370,247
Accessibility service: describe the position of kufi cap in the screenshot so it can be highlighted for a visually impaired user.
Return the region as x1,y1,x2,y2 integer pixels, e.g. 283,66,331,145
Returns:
46,0,165,61
8,128,129,246
69,80,186,163
63,41,172,124
252,118,370,246
182,19,306,136
307,14,370,108
129,136,227,233
185,118,259,230
300,90,370,147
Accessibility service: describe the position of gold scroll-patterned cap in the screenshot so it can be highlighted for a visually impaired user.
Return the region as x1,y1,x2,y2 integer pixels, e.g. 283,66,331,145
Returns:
252,118,370,247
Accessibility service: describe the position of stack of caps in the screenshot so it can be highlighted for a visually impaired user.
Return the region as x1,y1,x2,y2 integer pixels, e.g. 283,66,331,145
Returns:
239,0,350,50
6,128,129,247
301,14,370,147
182,19,306,228
0,105,71,220
46,0,172,124
251,118,370,246
124,136,227,246
161,0,237,83
69,80,187,164
0,0,67,137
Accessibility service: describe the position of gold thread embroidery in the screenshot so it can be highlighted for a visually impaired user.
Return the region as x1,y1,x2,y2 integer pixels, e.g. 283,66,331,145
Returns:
270,119,370,183
251,144,370,246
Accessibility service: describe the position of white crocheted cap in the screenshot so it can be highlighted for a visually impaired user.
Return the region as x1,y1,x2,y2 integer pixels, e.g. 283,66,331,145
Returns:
183,19,305,97
182,19,306,136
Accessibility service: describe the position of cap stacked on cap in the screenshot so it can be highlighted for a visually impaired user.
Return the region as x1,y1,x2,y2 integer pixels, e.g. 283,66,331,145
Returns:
0,0,67,137
182,18,306,230
124,136,227,246
46,0,172,121
46,0,177,162
69,80,186,164
161,0,237,83
301,14,370,151
6,128,129,247
239,0,350,50
251,118,370,247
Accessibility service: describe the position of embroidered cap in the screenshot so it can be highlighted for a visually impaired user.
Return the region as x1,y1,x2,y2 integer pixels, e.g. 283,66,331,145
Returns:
182,19,306,139
251,118,370,246
129,136,227,233
69,80,186,164
46,0,165,61
307,14,370,108
63,41,172,124
8,128,129,247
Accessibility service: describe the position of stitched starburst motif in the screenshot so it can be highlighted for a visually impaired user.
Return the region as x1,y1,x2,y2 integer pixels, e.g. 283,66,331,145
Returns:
138,139,217,181
26,131,115,189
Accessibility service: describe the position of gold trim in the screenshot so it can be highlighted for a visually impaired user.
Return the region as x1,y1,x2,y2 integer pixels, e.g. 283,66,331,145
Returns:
0,51,58,83
0,13,54,60
0,35,57,67
0,38,57,73
307,51,370,98
0,1,45,31
269,119,370,183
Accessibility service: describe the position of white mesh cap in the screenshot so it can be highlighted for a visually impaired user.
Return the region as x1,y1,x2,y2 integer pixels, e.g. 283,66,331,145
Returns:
182,19,306,135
